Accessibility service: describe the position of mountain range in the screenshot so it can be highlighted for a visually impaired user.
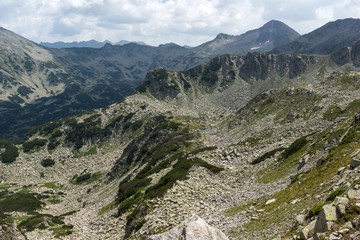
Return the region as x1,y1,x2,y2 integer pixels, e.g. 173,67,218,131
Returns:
40,40,147,49
0,29,360,239
1,18,360,141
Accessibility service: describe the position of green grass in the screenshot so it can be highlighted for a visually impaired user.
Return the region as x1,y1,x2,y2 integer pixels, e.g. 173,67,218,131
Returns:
44,182,60,189
48,199,61,204
98,201,117,216
323,99,360,121
256,136,309,184
225,201,254,217
231,122,359,239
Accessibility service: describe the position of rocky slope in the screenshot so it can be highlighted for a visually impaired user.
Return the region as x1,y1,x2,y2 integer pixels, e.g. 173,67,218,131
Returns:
1,37,360,240
0,20,299,140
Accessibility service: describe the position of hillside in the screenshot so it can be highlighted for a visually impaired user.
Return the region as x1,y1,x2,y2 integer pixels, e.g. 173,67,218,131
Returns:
272,18,360,55
1,38,360,240
0,20,298,140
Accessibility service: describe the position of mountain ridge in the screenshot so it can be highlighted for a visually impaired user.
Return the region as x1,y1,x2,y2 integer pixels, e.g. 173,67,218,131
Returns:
272,18,360,54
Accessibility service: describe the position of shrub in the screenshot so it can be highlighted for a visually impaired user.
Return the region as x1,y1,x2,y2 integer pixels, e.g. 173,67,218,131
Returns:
251,147,285,165
41,158,55,167
75,173,91,183
280,136,308,160
23,138,47,153
308,202,326,218
326,186,344,202
0,140,19,163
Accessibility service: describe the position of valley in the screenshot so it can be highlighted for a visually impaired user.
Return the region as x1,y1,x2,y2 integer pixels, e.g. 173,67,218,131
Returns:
1,18,360,240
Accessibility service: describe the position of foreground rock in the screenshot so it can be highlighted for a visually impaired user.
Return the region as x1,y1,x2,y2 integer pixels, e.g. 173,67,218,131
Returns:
0,223,25,240
142,215,229,240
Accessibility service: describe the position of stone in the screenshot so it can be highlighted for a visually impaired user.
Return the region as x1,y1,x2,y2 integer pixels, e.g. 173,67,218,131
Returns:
265,199,276,205
313,233,326,240
334,196,349,206
350,149,360,158
296,214,306,226
352,216,360,228
347,189,360,200
314,204,339,233
343,221,353,230
143,215,229,240
339,228,350,234
338,167,346,174
350,158,360,170
336,204,346,216
300,220,316,240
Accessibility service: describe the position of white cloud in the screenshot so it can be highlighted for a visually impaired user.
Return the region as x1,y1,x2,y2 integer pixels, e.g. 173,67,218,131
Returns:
0,0,359,46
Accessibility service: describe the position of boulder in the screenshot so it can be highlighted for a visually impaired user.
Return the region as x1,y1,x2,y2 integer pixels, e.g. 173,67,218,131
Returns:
265,199,276,205
296,214,306,226
143,215,229,240
352,216,360,228
336,204,346,216
347,189,360,200
350,158,360,170
333,196,349,206
300,220,316,240
314,204,339,233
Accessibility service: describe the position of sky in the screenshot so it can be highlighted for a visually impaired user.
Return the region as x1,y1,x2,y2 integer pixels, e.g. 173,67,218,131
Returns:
1,0,360,47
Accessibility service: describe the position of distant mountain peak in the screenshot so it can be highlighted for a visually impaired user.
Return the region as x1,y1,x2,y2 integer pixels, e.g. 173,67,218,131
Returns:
272,18,360,55
215,33,233,40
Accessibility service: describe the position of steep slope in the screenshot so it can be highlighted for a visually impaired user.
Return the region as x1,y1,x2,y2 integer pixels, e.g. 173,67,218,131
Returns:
272,18,360,55
1,44,360,240
194,20,300,56
0,27,70,104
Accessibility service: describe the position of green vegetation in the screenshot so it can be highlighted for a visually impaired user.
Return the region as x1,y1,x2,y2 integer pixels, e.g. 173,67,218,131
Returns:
230,119,359,239
308,202,327,218
18,213,73,238
225,201,254,217
114,117,223,223
0,140,19,163
0,191,44,219
72,172,101,185
44,182,60,189
280,136,308,160
17,86,33,97
257,136,309,184
251,147,285,165
201,57,221,86
326,186,344,202
23,138,47,153
323,99,360,121
41,158,55,167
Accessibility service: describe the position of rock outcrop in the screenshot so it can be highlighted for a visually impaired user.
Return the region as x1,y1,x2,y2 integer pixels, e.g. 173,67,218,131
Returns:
0,223,25,240
142,215,229,240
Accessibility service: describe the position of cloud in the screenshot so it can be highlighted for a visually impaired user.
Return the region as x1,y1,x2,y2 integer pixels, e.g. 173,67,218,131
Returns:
0,0,360,46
